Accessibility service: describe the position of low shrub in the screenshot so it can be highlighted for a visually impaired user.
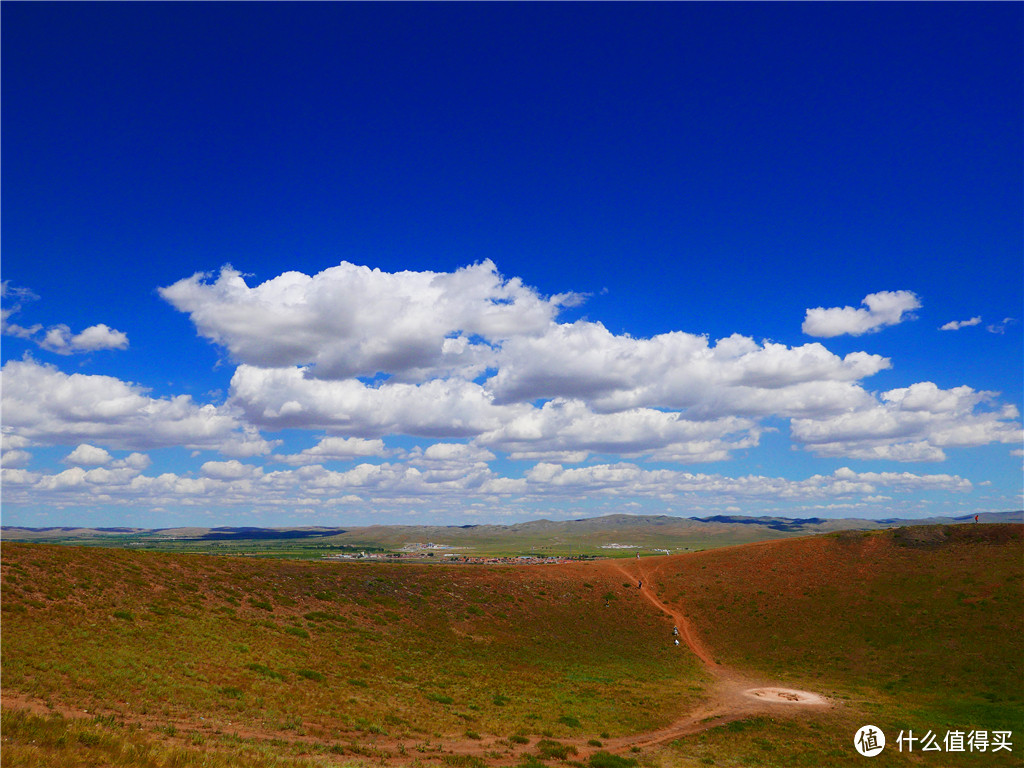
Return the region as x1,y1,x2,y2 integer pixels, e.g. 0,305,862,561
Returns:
589,752,638,768
536,739,578,760
245,663,285,681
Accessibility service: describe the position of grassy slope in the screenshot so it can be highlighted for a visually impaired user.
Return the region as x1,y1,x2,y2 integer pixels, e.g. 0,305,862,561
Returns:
1,542,700,765
3,525,1021,767
649,524,1023,767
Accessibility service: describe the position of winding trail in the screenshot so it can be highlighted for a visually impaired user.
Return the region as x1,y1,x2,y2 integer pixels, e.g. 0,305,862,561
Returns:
599,558,829,751
611,560,717,667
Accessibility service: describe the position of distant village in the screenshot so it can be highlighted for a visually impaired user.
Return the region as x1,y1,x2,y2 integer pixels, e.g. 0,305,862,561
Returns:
321,542,584,565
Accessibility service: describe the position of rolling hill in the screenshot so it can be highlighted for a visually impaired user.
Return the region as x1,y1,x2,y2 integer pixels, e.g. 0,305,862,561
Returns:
2,522,1020,766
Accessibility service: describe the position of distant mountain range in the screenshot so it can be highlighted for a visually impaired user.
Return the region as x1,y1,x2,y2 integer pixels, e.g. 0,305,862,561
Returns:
3,510,1020,551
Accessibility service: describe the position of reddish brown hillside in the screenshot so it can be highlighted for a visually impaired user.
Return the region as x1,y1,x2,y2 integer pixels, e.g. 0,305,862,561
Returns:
643,524,1023,701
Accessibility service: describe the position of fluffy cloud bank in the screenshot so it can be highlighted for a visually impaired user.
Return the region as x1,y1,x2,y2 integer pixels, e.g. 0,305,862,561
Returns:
158,264,1016,465
1,359,274,456
3,262,1021,521
0,460,971,512
802,290,920,337
791,382,1022,461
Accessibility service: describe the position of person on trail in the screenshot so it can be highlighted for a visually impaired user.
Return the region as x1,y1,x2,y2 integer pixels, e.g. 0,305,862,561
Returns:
638,580,642,589
975,514,979,523
673,638,680,646
673,626,679,636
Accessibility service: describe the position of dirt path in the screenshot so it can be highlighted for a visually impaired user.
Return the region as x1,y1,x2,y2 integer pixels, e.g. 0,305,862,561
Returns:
611,560,717,667
600,558,830,751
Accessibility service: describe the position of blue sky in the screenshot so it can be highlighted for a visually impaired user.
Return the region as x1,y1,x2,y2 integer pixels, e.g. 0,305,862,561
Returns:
2,3,1021,528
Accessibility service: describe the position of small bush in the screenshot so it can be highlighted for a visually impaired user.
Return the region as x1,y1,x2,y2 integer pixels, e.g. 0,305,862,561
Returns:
284,626,309,638
246,663,285,681
558,714,581,728
536,739,578,760
249,598,273,611
492,693,511,706
297,669,325,682
112,609,134,621
426,693,454,704
465,730,482,740
443,756,487,768
589,752,638,768
587,739,603,747
348,678,368,687
219,686,244,699
509,734,530,745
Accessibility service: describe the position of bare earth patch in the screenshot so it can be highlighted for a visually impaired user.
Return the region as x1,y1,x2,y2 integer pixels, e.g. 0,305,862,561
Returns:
742,687,828,705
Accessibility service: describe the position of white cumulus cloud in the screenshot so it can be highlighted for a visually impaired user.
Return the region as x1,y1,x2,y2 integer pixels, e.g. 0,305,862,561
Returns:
2,283,128,354
274,436,389,466
160,261,578,381
940,316,981,331
65,444,113,466
38,323,129,354
791,382,1022,461
1,358,274,455
489,323,888,417
802,290,921,337
228,364,527,438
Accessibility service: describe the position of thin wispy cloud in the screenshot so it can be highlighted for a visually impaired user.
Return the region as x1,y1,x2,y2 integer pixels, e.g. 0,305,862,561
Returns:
986,318,1017,335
